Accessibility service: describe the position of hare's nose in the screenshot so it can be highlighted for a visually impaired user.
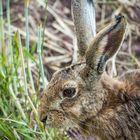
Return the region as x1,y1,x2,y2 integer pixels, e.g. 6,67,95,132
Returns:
40,115,48,124
41,113,53,124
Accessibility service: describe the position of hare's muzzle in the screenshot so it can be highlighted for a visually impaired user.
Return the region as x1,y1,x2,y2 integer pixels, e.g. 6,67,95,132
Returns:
40,110,66,128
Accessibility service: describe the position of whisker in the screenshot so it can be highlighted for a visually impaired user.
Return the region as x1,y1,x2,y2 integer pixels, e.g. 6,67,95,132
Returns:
71,118,91,136
70,117,89,134
65,113,91,135
65,112,104,133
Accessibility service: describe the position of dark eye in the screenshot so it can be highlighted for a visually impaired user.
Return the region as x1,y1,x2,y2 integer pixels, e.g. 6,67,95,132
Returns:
63,88,76,98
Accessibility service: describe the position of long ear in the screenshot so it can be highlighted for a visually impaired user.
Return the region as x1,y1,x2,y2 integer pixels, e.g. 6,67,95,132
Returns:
71,0,96,58
85,15,127,74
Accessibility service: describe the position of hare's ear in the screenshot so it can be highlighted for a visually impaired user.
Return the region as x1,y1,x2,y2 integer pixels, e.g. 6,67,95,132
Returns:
85,15,127,74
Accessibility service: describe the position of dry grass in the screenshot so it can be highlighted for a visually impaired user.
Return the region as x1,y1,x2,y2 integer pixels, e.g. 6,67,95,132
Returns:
5,0,140,76
0,0,140,139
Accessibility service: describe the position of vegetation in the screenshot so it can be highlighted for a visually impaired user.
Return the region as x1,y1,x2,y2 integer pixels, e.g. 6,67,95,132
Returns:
0,0,140,140
0,0,67,139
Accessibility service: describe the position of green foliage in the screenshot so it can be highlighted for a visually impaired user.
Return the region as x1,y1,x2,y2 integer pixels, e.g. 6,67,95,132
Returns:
0,0,67,140
0,120,16,140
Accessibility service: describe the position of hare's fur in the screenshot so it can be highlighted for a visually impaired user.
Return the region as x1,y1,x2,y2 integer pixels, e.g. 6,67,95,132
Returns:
40,63,140,140
39,2,140,139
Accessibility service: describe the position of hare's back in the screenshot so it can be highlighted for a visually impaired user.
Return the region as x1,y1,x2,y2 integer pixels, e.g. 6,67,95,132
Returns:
119,70,140,96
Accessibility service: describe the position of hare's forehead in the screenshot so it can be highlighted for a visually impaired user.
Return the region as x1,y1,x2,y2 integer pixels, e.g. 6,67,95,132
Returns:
46,63,85,93
51,63,85,82
45,70,74,100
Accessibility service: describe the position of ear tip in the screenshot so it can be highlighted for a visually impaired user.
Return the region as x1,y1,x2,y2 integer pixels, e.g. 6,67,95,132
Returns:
115,14,124,21
114,14,127,29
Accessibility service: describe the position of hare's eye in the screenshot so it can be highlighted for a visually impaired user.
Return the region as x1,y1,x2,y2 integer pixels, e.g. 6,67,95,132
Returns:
63,88,76,98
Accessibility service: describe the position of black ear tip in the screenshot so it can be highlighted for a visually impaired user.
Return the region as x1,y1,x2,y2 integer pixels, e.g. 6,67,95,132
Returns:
115,14,124,22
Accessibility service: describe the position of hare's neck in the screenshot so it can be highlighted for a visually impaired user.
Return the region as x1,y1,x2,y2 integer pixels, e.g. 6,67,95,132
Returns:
81,73,122,138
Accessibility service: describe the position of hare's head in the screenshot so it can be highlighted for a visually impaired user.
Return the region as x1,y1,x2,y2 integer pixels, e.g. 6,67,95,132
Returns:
39,14,126,132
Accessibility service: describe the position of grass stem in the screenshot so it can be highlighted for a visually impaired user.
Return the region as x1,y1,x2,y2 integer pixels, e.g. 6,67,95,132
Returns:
18,32,45,137
0,0,6,62
9,84,26,120
24,1,36,94
37,25,48,89
6,0,13,64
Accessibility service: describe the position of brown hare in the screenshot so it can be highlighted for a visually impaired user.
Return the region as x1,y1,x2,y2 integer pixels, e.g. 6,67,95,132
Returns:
39,0,140,139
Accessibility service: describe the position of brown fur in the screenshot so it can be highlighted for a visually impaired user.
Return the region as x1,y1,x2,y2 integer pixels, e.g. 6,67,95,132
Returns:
83,71,140,140
39,66,140,140
39,3,140,139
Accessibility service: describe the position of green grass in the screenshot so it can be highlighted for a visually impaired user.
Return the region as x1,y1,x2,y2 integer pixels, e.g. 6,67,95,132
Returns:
0,0,67,139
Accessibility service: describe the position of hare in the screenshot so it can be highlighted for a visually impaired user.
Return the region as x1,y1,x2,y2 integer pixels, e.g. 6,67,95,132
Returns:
39,0,140,140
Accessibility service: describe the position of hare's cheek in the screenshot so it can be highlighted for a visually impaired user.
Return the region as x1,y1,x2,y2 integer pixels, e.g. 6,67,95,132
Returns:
61,99,75,109
61,99,82,118
44,110,66,128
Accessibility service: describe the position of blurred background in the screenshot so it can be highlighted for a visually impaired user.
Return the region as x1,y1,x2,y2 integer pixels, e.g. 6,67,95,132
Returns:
2,0,140,79
0,0,140,139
